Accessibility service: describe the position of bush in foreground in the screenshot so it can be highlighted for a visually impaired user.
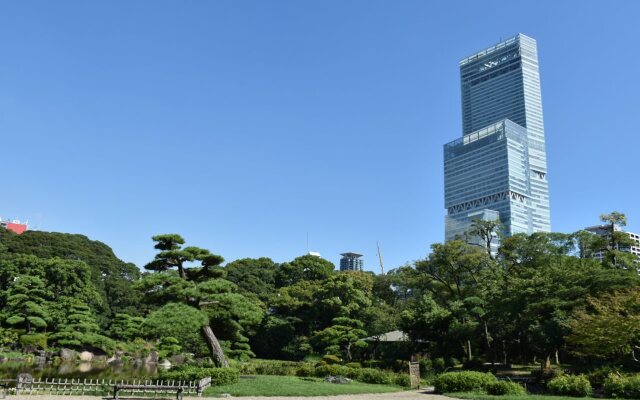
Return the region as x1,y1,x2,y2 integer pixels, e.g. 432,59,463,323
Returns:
603,373,640,399
434,371,497,393
485,380,526,395
547,374,592,397
159,365,239,386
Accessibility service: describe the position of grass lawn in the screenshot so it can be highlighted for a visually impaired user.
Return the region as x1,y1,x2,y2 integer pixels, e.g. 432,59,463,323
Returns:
203,375,405,397
449,392,612,400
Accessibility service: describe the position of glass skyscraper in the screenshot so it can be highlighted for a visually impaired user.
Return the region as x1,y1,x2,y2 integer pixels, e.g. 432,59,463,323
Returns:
444,34,551,242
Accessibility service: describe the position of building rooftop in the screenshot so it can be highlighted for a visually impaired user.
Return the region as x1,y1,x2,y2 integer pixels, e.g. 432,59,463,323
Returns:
340,252,363,258
459,33,532,66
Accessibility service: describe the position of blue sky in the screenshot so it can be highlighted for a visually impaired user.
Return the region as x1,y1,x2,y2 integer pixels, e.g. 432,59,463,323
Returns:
1,1,638,271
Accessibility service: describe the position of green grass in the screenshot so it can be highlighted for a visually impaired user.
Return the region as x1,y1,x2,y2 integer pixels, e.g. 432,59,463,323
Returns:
203,375,404,397
449,392,612,400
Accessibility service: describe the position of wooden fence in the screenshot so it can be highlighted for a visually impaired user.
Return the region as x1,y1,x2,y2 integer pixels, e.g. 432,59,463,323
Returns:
14,376,211,397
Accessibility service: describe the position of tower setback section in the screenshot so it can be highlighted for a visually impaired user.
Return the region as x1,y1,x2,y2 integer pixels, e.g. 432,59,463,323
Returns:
445,34,551,242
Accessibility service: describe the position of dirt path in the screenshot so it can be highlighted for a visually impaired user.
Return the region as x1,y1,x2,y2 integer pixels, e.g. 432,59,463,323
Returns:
14,391,454,400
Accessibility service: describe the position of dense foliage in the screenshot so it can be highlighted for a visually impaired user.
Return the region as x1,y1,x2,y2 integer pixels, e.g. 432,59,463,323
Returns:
159,365,240,385
434,371,497,393
485,380,526,395
547,375,592,397
0,210,639,378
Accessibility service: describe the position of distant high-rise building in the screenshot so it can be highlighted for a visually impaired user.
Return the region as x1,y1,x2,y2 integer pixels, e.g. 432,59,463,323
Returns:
340,252,363,272
0,217,28,234
584,225,640,261
444,34,551,242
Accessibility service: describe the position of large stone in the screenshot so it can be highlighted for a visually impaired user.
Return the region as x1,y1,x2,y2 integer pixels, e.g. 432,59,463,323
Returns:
59,348,77,361
93,355,107,363
145,350,159,364
324,376,351,384
79,351,94,361
168,354,185,365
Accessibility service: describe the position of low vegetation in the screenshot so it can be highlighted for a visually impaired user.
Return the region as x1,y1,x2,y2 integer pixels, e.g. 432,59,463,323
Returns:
202,375,404,397
547,375,592,397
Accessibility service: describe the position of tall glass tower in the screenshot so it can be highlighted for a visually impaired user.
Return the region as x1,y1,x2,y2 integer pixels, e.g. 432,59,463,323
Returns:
444,34,551,242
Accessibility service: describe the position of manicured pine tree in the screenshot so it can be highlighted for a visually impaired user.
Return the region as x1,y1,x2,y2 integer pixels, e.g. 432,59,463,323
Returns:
5,275,49,334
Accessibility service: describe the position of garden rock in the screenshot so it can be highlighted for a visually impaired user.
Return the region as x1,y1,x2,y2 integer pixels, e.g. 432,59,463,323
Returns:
79,351,94,361
169,354,185,365
59,348,77,361
145,350,159,364
324,376,351,384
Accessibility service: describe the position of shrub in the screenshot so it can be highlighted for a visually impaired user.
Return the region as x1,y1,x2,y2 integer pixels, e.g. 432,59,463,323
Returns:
531,368,563,383
486,380,526,395
240,359,308,376
322,354,341,364
394,373,412,388
295,364,315,377
345,362,361,369
19,334,47,349
314,364,350,377
588,366,619,387
209,368,241,386
351,368,393,385
547,374,592,397
159,365,239,386
434,371,497,393
419,359,432,374
603,374,640,399
432,357,446,372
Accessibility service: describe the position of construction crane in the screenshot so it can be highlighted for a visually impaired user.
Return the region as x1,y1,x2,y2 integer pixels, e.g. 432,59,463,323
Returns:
376,241,385,275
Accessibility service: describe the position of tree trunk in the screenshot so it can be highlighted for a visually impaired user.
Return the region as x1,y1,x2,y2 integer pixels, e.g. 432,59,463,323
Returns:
483,320,493,365
25,319,31,334
467,340,472,361
541,354,551,371
201,325,229,367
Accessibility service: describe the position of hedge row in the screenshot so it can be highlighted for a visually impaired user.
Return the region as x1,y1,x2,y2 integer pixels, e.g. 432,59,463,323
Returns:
159,365,240,386
434,371,498,393
235,359,410,387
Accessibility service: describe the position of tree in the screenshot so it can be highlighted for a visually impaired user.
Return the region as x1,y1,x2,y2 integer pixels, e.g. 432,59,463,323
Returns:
5,275,49,334
599,212,638,268
142,303,209,356
567,290,640,362
224,258,277,303
275,255,335,287
49,299,115,352
467,217,501,259
412,240,492,360
313,272,373,325
0,229,141,323
138,234,262,366
312,317,367,361
109,313,145,342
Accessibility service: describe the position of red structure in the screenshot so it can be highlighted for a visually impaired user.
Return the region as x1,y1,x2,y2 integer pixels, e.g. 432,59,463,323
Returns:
0,218,28,234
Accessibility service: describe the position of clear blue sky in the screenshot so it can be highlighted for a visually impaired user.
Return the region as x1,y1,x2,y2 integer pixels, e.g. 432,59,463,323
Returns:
1,1,638,271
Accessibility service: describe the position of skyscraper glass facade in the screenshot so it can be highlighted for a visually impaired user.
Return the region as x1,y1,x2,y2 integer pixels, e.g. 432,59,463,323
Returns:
444,34,551,242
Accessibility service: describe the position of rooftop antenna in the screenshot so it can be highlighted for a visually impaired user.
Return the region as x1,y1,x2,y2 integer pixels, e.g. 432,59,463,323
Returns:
376,241,385,275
